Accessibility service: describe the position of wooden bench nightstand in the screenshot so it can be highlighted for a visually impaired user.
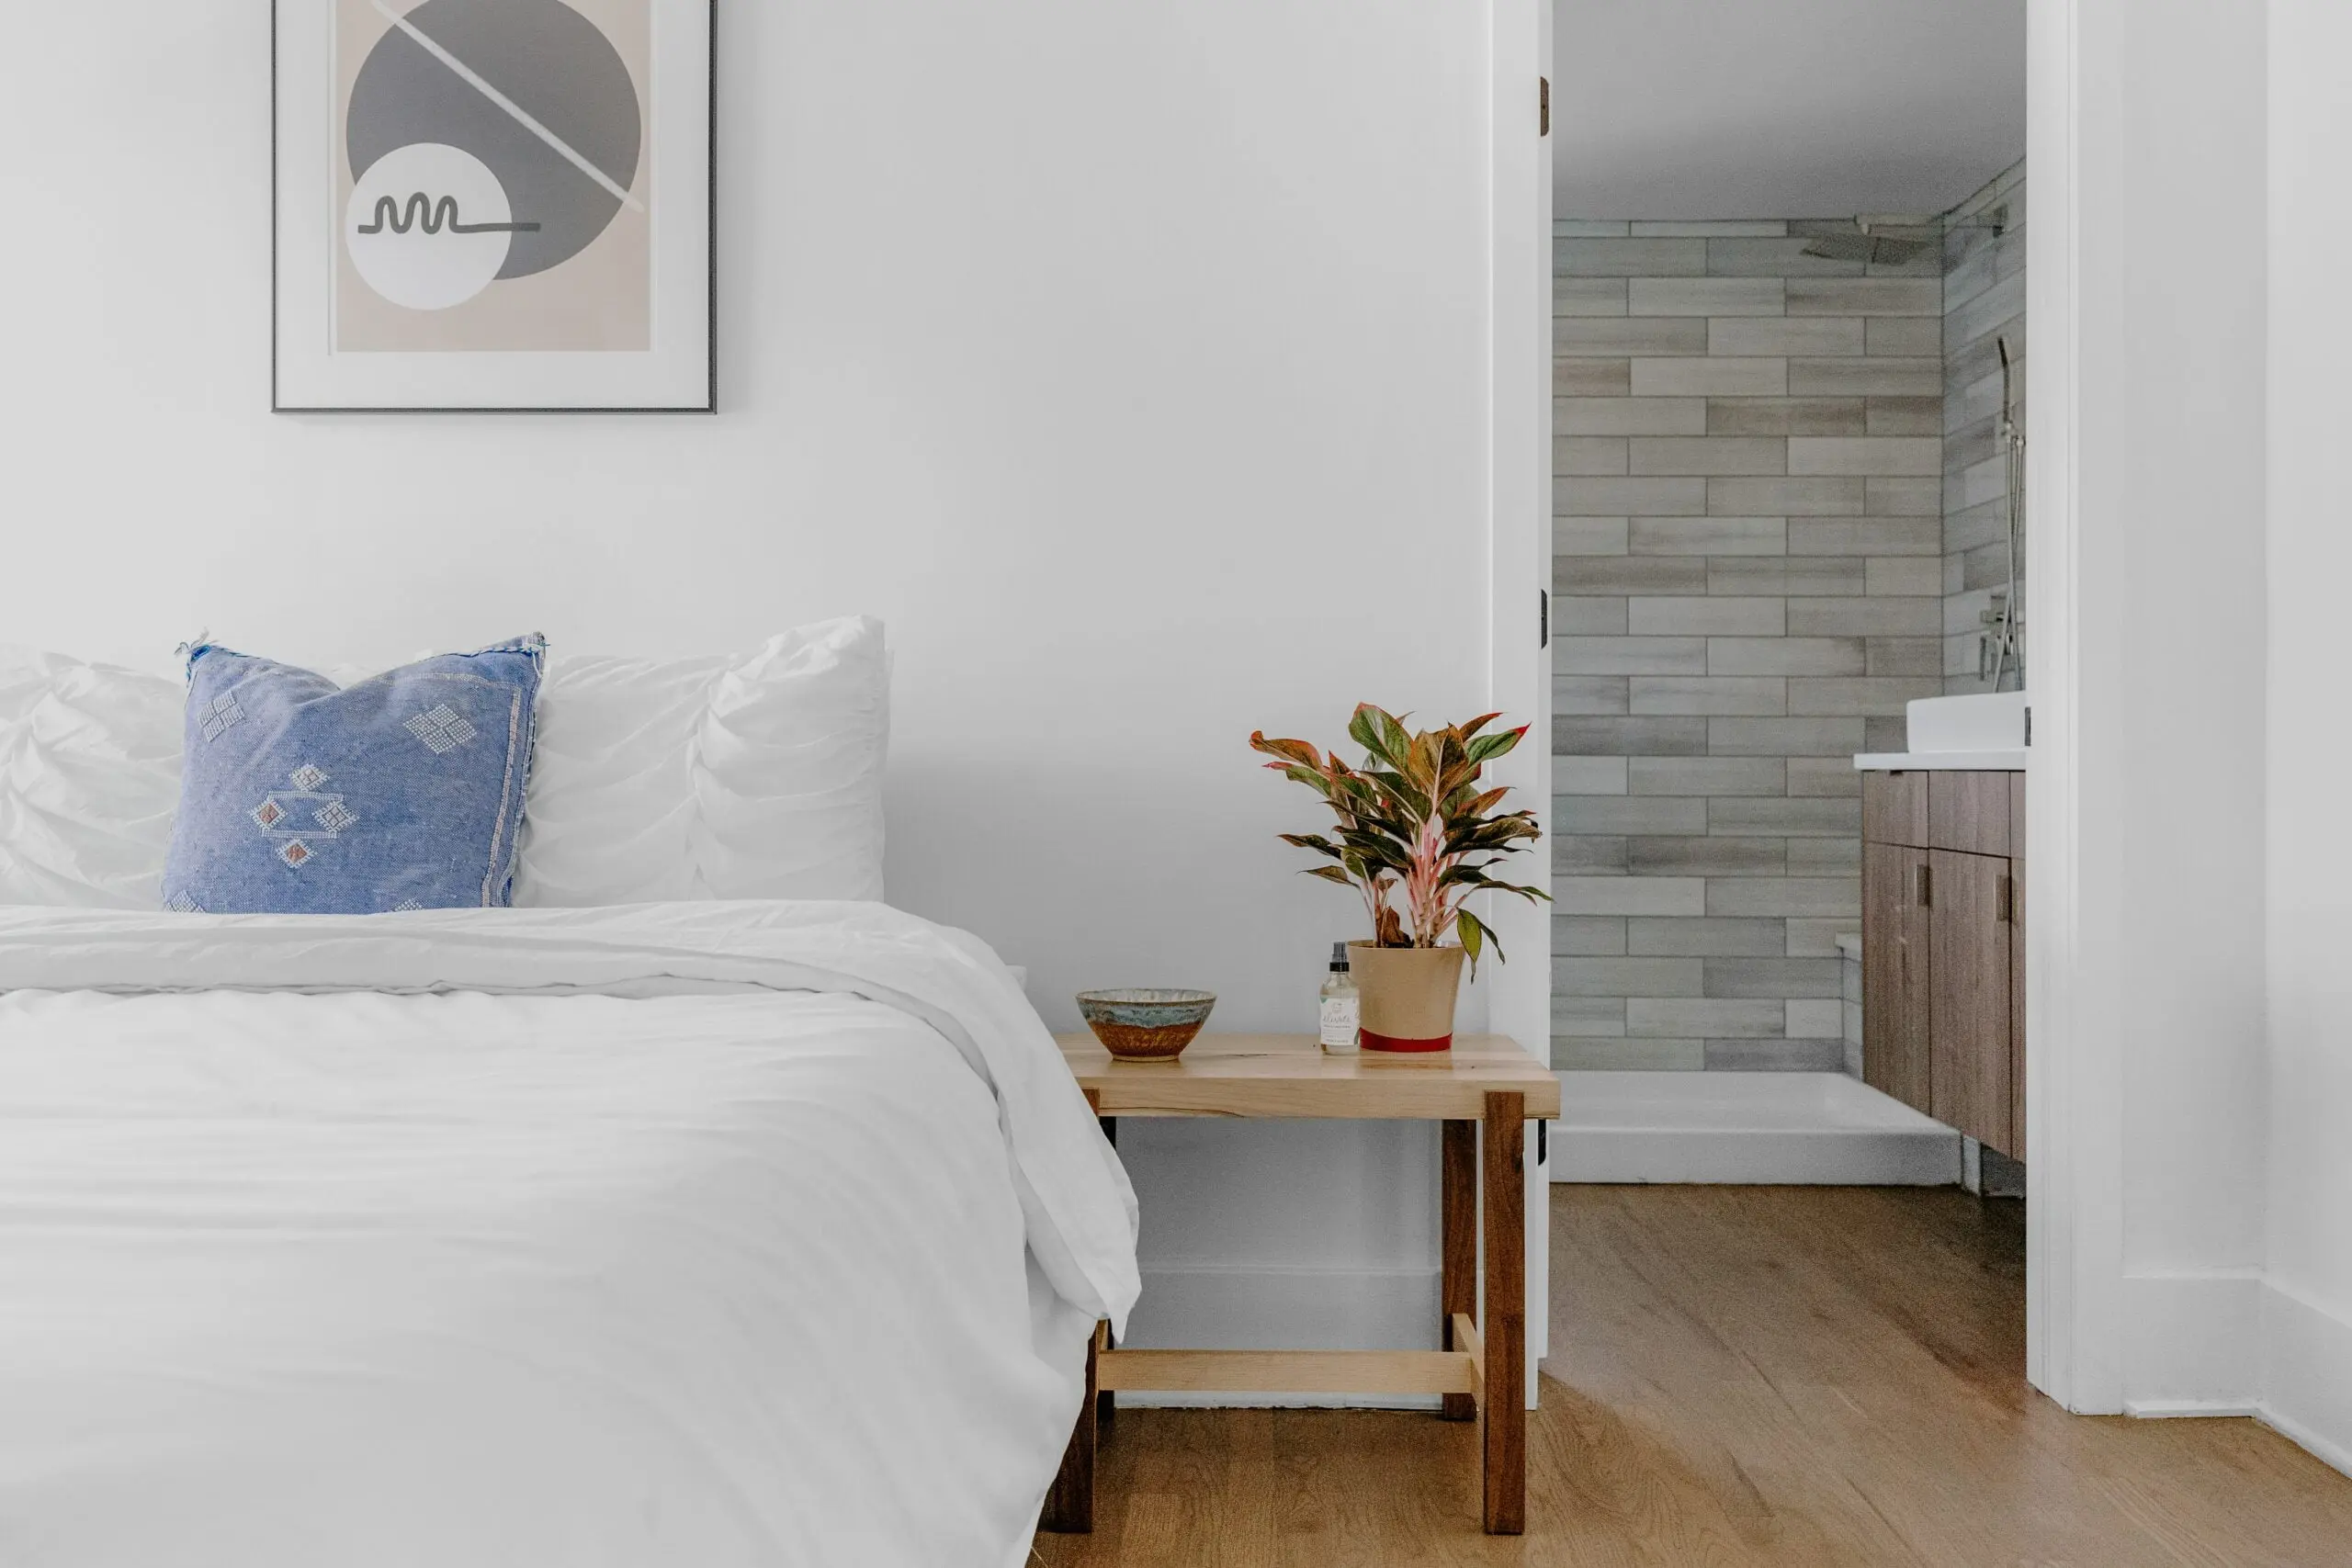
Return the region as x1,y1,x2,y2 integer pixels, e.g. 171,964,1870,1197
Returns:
1040,1032,1560,1536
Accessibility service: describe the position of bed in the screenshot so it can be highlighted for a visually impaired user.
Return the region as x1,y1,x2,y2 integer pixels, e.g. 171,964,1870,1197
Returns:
0,896,1138,1564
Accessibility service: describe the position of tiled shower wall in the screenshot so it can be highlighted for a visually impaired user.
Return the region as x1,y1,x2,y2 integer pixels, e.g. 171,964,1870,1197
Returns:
1549,220,1947,1072
1942,164,2028,694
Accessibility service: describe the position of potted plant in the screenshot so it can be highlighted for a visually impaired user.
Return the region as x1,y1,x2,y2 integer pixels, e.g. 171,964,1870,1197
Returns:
1250,705,1548,1052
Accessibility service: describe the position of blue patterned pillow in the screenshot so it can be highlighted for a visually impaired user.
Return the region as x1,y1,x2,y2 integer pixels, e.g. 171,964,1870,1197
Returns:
162,637,545,915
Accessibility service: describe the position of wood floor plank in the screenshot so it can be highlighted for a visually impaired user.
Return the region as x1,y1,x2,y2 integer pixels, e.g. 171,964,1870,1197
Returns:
1035,1186,2352,1566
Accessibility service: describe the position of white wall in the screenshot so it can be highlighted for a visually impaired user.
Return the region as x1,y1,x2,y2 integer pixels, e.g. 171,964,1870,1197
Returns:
0,2,1534,1365
2265,0,2352,1473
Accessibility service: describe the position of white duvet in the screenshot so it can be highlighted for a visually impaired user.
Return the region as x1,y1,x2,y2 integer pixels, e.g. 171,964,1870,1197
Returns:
0,902,1137,1568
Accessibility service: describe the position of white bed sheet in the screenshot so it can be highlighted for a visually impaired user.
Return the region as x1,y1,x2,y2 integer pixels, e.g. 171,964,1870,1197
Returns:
0,902,1136,1568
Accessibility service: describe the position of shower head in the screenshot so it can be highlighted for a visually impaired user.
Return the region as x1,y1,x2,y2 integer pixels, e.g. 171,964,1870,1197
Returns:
1800,216,1938,266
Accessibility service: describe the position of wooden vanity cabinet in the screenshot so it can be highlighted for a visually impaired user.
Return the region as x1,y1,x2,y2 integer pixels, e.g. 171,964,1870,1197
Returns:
1860,770,2024,1159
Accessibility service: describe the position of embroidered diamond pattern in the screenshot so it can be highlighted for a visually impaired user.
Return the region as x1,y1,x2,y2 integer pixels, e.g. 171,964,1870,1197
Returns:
289,763,329,792
198,694,246,744
277,840,314,868
391,898,425,913
251,800,287,830
404,705,477,755
314,800,357,834
164,890,207,914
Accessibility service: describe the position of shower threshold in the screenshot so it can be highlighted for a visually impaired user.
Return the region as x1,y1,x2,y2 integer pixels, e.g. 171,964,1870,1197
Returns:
1550,1071,1963,1185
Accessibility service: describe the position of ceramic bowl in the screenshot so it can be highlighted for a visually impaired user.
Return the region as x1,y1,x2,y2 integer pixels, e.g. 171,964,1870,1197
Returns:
1076,988,1217,1061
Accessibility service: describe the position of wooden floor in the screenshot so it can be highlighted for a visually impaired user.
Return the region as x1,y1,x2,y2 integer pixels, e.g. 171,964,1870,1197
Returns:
1035,1186,2352,1566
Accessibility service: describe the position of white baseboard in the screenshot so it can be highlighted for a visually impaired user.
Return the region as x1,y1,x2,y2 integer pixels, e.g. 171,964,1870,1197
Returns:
2120,1270,2264,1410
1115,1261,1442,1410
2261,1280,2352,1480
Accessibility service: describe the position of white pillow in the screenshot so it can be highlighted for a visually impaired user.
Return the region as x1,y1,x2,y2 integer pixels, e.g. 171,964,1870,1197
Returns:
0,619,891,909
0,648,183,908
514,617,889,905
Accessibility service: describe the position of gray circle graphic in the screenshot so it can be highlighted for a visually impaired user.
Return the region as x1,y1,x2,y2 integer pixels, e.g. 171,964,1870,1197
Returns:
348,0,642,281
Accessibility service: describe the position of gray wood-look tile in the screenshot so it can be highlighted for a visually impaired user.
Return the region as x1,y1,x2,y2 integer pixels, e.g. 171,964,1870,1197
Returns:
1628,436,1789,477
1704,557,1867,596
1628,675,1787,716
1626,756,1786,796
1708,477,1866,516
1786,675,1945,716
1553,757,1630,795
1554,674,1631,715
1555,237,1708,276
1627,917,1789,957
1708,716,1867,756
1703,1038,1848,1071
1705,238,1866,277
1629,596,1787,637
1556,795,1709,836
1708,797,1863,837
1632,358,1789,398
1785,277,1942,316
1562,556,1712,594
1862,715,1908,753
1786,518,1941,556
1864,316,1944,356
1701,957,1847,999
1554,277,1630,317
1705,636,1868,676
1630,517,1788,557
1786,597,1942,637
1551,594,1629,635
1555,358,1633,397
1705,877,1861,919
1866,476,1942,515
1559,957,1707,998
1628,277,1786,316
1554,1037,1703,1070
1865,396,1944,436
1789,358,1944,398
1707,318,1865,357
1706,398,1867,436
1555,716,1710,757
1554,636,1708,676
1558,396,1709,435
1628,836,1788,878
1557,436,1630,476
1785,919,1852,957
1787,437,1943,477
1552,916,1629,956
1555,518,1632,557
1785,998,1846,1038
1555,317,1711,356
1632,998,1785,1039
1559,476,1709,516
1554,220,1632,238
1550,996,1629,1036
1865,557,1944,597
1787,837,1862,874
1786,758,1865,797
1864,636,1944,676
1553,875,1707,916
1633,220,1788,237
1555,833,1629,872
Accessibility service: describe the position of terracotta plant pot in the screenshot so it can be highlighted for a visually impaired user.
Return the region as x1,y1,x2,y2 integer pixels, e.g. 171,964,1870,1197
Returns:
1347,942,1466,1052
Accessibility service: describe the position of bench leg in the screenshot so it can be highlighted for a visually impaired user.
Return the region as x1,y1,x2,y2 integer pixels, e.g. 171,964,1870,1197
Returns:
1440,1118,1478,1421
1481,1091,1526,1535
1041,1319,1103,1532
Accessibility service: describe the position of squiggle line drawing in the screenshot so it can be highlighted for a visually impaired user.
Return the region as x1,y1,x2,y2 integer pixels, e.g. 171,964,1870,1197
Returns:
355,194,542,236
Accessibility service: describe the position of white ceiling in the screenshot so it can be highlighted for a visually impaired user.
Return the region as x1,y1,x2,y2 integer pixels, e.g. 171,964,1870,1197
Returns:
1553,0,2026,220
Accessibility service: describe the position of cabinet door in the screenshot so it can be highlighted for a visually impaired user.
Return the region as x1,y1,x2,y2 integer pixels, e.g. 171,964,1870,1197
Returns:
1862,841,1931,1114
1863,771,1928,848
2008,774,2026,1158
1929,772,2011,856
1928,850,2016,1155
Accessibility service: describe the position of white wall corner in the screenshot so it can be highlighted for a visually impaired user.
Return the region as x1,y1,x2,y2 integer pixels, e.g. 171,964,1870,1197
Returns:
2259,1281,2352,1480
2117,1272,2263,1416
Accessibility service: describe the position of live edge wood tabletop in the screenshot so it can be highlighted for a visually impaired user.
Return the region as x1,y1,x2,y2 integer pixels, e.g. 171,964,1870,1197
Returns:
1040,1032,1561,1537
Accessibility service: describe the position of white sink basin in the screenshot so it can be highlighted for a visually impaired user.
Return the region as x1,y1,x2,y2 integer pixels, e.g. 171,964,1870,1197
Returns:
1905,692,2027,752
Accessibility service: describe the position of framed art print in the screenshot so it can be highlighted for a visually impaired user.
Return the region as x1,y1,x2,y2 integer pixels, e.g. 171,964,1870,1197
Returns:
273,0,714,412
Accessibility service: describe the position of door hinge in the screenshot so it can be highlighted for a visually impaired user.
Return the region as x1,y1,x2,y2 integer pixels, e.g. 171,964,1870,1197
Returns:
1540,589,1550,649
1540,76,1551,137
1916,863,1932,908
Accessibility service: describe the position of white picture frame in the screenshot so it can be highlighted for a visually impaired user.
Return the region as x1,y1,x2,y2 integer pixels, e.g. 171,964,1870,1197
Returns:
273,0,715,412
